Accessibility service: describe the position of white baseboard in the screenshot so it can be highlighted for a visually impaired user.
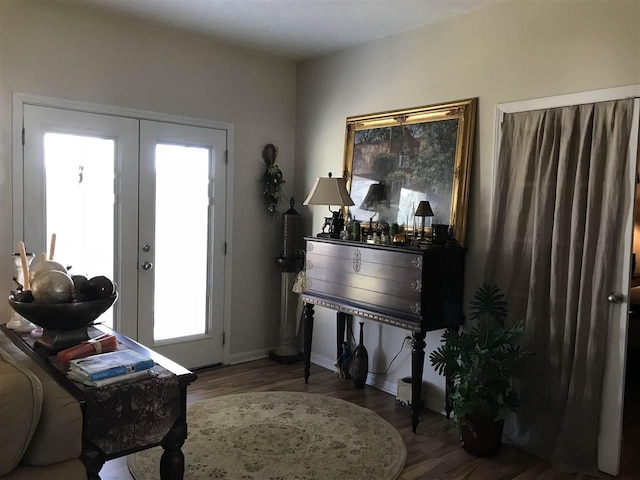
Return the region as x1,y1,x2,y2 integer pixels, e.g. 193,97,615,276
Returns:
425,397,446,416
310,352,445,415
229,346,275,365
310,352,337,373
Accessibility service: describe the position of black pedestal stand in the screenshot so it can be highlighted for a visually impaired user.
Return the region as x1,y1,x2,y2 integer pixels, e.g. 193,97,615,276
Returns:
268,350,303,364
269,256,303,364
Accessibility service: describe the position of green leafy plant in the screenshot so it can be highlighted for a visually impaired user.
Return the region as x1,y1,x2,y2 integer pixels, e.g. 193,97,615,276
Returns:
429,284,527,428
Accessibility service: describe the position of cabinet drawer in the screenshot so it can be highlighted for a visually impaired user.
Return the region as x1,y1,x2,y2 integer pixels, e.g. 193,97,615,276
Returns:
306,240,423,315
308,241,424,271
303,237,465,331
305,259,422,301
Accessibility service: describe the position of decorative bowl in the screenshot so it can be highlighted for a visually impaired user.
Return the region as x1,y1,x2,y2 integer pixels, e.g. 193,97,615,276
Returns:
7,293,118,331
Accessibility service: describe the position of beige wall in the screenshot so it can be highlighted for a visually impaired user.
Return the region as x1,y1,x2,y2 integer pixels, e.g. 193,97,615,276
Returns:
1,0,639,393
295,0,640,406
0,1,297,359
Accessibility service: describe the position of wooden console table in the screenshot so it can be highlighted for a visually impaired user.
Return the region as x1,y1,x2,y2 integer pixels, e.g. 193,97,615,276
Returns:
1,324,197,480
301,237,465,433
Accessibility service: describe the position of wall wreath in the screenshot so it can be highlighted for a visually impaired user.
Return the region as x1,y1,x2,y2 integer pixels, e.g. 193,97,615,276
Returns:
261,143,285,214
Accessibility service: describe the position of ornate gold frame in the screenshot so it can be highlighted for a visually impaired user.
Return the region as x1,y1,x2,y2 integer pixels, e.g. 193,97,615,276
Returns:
342,98,477,246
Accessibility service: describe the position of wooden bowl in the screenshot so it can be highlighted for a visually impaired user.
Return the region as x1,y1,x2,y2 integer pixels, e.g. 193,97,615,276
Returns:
8,293,117,331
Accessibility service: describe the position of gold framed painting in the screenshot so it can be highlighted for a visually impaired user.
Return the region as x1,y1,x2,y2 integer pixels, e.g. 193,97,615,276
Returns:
343,98,477,246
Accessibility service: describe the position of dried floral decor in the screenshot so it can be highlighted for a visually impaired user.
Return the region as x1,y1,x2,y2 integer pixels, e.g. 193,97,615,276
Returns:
261,143,285,214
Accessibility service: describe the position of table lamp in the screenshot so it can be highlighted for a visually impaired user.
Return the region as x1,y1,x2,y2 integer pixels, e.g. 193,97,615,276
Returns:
360,183,387,236
414,200,434,240
303,172,354,238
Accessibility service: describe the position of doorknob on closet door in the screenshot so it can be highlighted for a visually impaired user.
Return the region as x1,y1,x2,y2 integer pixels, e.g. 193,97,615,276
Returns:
607,291,624,304
142,261,153,271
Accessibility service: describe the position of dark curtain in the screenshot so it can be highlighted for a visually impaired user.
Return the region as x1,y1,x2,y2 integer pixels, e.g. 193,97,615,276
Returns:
484,99,635,473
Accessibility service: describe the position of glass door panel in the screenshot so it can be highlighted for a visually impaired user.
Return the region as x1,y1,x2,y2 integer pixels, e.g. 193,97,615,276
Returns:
22,105,139,335
44,133,115,327
154,144,210,341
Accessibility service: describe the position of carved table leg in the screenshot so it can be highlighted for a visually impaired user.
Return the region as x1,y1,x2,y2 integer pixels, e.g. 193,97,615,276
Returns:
303,303,315,383
160,423,187,480
411,331,427,433
81,445,105,480
160,386,189,480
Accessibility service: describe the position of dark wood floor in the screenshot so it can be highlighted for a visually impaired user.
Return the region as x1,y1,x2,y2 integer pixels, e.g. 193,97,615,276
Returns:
101,358,639,480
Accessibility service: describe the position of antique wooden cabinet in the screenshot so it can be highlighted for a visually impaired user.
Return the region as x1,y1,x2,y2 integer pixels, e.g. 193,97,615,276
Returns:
301,237,465,432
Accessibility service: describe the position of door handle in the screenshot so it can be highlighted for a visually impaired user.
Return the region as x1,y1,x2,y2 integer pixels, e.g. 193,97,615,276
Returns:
142,261,153,271
607,291,624,304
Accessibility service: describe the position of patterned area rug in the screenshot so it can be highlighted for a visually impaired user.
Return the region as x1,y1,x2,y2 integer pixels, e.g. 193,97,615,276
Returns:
128,391,407,480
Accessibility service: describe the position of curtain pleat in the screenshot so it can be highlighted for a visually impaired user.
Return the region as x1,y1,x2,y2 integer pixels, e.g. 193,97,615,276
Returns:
484,99,634,474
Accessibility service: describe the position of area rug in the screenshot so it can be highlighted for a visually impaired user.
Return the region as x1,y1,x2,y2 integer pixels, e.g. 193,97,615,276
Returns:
127,391,407,480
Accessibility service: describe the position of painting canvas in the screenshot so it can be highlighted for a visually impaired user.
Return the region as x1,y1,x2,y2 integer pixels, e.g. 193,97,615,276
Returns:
349,119,458,227
343,99,477,245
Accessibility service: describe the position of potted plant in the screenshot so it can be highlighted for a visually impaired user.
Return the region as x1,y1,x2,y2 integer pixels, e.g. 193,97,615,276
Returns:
429,283,528,456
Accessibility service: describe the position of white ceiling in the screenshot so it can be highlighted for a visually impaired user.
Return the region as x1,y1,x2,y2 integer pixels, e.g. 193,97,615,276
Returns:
54,0,501,60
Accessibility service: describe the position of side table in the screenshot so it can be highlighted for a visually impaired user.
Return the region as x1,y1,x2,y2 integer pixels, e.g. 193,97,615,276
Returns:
1,324,197,480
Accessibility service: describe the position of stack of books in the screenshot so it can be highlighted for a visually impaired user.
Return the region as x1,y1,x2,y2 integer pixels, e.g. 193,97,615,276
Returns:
67,349,154,387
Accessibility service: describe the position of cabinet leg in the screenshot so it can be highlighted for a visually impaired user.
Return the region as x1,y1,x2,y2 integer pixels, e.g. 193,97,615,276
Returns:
444,327,457,419
303,303,315,383
337,311,347,359
411,331,426,433
445,374,454,420
444,328,457,420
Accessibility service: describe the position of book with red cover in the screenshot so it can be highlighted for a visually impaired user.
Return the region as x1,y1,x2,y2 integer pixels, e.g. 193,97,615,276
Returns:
57,334,118,365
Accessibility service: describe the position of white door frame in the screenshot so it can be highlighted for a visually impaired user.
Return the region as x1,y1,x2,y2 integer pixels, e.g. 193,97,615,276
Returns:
493,84,640,476
12,93,234,366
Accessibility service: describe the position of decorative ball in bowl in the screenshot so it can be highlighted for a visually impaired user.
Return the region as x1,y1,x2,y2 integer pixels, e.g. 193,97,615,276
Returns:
7,293,118,352
8,293,118,331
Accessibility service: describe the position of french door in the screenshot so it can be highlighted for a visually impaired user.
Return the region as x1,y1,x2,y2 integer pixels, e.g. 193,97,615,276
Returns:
21,104,227,368
137,120,226,367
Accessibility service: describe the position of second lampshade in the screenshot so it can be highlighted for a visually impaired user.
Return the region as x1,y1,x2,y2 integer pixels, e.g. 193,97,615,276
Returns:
414,200,434,240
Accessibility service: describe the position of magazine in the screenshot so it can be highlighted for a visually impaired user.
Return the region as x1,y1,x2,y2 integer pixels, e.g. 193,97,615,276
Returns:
67,368,153,388
69,349,154,381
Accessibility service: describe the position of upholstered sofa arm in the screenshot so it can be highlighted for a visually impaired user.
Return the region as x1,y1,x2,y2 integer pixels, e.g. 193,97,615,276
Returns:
0,332,83,468
0,346,43,476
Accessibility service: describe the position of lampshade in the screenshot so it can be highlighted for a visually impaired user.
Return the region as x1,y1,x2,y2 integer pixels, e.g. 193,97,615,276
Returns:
414,200,434,217
360,183,387,211
303,172,355,207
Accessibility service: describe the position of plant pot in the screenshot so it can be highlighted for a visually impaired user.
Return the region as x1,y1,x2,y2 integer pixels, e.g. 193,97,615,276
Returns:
395,377,425,410
459,416,504,457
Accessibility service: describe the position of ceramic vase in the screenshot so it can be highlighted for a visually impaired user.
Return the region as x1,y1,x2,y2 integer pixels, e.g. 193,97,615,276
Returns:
7,253,36,333
351,322,368,389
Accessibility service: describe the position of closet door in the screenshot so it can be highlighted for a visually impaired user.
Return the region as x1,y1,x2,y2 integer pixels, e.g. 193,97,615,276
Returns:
495,90,640,476
22,105,139,331
598,98,639,475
